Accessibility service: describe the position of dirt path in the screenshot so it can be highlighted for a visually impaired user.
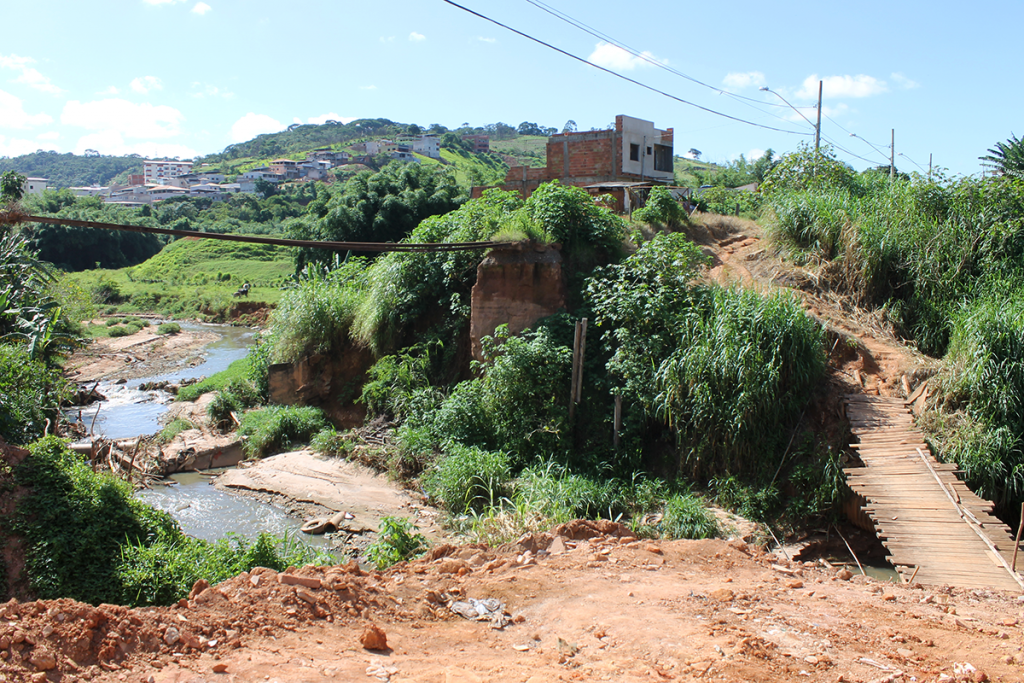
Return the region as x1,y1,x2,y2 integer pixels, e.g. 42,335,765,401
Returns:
2,528,1021,682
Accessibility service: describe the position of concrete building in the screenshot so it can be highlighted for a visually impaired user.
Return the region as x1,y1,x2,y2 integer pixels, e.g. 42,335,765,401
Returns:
499,115,674,199
143,160,193,185
22,177,48,196
306,149,351,166
69,186,110,197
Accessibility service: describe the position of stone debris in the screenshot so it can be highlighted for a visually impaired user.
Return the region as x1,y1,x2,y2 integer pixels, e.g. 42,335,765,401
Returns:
449,597,511,629
360,623,388,651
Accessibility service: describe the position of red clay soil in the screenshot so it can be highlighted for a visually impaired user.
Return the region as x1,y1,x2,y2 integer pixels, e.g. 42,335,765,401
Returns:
1,521,1022,682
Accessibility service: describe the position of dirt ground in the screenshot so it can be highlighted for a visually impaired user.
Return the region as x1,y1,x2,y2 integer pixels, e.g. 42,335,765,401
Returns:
6,219,1015,682
65,324,220,384
2,523,1022,683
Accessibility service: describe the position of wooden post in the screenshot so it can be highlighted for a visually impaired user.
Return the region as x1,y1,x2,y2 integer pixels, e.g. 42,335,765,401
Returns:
1013,502,1024,572
569,320,581,420
575,318,588,404
613,394,622,448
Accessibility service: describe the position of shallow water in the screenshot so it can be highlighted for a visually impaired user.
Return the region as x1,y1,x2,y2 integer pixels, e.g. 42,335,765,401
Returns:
69,322,255,440
138,470,332,549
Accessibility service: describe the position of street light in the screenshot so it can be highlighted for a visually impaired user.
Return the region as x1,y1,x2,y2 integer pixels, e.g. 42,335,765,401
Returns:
760,84,821,152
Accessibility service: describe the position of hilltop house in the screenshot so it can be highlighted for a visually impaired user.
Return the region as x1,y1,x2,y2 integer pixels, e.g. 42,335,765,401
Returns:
499,115,674,199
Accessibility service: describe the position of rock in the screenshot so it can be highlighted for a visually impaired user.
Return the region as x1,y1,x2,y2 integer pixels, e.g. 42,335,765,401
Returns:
709,589,735,602
189,579,210,599
1003,617,1018,626
804,655,818,664
787,580,804,590
645,544,663,555
360,623,388,651
295,587,317,604
836,569,853,581
897,647,914,658
30,649,57,671
882,593,897,602
278,573,321,589
548,536,566,555
163,626,181,646
973,671,989,682
212,663,229,674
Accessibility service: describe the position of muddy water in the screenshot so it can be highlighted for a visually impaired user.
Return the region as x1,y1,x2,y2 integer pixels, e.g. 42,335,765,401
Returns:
71,322,255,440
138,470,333,550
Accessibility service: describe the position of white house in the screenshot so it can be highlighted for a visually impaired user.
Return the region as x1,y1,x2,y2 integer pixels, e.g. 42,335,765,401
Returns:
22,177,48,196
411,135,440,159
70,186,109,197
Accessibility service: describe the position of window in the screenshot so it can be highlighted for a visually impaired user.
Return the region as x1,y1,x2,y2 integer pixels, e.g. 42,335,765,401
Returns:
629,143,640,162
647,146,652,156
653,144,673,173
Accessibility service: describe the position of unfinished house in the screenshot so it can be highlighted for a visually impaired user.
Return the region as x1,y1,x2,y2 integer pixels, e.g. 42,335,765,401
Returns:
498,115,674,201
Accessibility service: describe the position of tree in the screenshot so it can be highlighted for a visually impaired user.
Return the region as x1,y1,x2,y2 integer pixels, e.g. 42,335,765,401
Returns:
688,148,702,160
1,171,26,202
517,121,546,136
562,120,577,134
980,134,1024,179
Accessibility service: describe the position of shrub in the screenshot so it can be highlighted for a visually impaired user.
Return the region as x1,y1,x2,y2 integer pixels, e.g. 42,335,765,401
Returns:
364,516,428,570
659,493,720,539
633,186,689,228
422,444,512,513
0,345,71,445
513,462,627,521
310,427,351,457
157,418,193,444
15,437,178,604
107,325,134,338
91,278,123,305
238,405,328,458
157,322,181,335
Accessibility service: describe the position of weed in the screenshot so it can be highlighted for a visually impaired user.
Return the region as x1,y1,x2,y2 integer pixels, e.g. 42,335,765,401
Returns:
157,322,181,335
364,516,428,570
238,405,328,458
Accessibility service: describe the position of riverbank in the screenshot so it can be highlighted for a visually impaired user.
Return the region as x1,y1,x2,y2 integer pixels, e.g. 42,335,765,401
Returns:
65,323,221,384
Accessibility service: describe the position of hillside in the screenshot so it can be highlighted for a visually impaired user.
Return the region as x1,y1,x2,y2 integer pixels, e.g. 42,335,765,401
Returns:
0,150,142,188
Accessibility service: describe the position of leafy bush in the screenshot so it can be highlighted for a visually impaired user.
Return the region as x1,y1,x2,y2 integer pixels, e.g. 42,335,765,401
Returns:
177,356,253,402
310,426,351,457
118,531,329,606
364,516,428,570
0,345,70,445
633,186,689,228
422,444,512,513
658,493,720,539
513,462,627,521
15,437,178,604
157,322,181,335
238,405,328,458
91,278,124,305
360,344,436,421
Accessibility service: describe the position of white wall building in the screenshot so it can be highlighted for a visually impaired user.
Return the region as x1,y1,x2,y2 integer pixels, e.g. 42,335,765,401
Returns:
143,159,194,185
22,177,48,196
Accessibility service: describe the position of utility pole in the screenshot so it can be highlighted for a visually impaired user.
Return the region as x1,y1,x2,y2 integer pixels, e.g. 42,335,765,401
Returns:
890,129,895,180
928,153,933,180
815,80,822,153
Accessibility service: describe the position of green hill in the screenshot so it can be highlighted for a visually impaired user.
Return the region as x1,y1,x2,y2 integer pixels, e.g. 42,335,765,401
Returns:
0,151,142,188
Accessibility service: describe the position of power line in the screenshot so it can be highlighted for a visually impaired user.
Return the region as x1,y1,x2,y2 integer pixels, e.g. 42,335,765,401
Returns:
441,0,809,136
1,213,507,253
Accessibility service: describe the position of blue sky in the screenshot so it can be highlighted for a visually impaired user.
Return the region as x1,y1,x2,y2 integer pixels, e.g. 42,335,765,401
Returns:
1,0,1019,176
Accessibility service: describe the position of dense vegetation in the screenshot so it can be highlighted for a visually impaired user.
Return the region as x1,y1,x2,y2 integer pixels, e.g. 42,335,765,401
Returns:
256,180,831,545
760,140,1024,511
0,150,141,188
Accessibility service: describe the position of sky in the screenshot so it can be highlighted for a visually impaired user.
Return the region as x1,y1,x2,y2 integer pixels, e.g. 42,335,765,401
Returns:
1,0,1020,177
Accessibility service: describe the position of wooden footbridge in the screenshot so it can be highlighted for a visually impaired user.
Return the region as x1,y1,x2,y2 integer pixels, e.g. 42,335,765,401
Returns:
844,394,1024,592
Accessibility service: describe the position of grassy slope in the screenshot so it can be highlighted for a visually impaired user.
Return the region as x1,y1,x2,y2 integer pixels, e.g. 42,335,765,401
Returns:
66,238,295,317
491,136,548,168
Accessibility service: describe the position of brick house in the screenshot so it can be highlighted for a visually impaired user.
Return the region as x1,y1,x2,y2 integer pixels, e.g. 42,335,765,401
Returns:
498,115,673,199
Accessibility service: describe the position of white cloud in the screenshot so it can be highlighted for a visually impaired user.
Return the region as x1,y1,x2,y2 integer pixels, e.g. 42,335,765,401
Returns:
747,148,766,161
61,99,184,138
191,2,211,14
588,42,664,71
409,32,426,42
190,82,233,99
73,130,197,158
130,76,163,94
98,85,119,95
307,113,357,125
230,113,284,142
0,135,57,157
0,54,61,94
723,71,765,89
36,131,60,141
0,90,53,128
379,36,395,43
891,72,920,90
477,37,496,43
359,85,378,91
798,74,887,100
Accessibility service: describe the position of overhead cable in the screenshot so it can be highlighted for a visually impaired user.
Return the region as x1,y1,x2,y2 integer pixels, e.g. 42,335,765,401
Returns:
441,0,809,136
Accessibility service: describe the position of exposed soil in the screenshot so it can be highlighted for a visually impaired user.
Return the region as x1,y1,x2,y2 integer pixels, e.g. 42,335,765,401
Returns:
2,525,1023,682
64,325,220,384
